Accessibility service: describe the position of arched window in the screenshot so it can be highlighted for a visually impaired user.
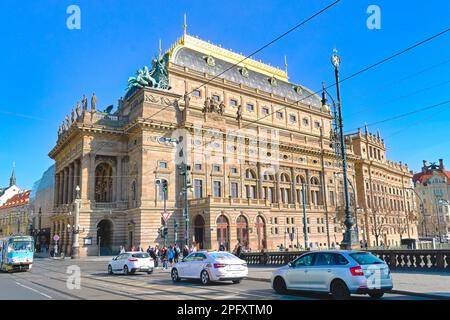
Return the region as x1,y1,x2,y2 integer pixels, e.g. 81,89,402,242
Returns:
296,175,306,184
280,173,290,183
310,177,320,185
263,173,274,181
95,163,113,202
245,169,256,179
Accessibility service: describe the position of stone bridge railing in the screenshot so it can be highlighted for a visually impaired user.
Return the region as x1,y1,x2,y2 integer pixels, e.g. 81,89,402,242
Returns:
241,250,450,271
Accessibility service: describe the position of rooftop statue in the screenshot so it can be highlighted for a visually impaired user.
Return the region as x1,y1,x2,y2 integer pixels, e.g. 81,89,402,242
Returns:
82,95,88,111
91,93,97,112
124,53,171,100
76,102,82,118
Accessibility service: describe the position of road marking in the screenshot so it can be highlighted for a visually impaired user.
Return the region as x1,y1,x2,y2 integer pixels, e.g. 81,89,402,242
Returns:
15,282,53,299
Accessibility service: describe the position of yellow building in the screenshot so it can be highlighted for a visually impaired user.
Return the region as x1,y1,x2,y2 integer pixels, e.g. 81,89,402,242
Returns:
48,32,417,256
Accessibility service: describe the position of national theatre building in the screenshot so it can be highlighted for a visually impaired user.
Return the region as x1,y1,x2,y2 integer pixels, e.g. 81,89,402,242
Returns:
49,31,418,256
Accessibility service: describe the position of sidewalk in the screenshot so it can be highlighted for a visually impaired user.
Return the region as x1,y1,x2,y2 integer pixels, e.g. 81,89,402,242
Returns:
247,266,450,299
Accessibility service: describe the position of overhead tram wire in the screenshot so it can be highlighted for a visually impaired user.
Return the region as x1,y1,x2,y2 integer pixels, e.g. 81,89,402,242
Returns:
233,27,450,133
142,0,341,122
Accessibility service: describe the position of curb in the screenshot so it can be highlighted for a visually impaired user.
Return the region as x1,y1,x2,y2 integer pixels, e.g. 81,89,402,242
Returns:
246,277,450,299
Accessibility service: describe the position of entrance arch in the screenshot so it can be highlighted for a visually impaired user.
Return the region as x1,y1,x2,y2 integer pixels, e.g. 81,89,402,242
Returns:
236,215,249,249
97,219,113,255
216,215,230,251
255,215,267,251
194,215,205,249
95,163,113,202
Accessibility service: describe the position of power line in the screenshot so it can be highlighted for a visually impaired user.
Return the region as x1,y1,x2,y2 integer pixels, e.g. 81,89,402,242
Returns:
143,0,341,121
345,99,450,134
236,28,450,132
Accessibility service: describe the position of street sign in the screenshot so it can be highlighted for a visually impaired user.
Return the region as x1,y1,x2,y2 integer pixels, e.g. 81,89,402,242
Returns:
161,211,173,222
53,234,60,241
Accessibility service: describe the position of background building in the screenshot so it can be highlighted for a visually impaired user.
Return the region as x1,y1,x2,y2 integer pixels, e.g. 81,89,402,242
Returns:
0,190,31,237
48,32,417,256
413,159,450,240
29,164,55,252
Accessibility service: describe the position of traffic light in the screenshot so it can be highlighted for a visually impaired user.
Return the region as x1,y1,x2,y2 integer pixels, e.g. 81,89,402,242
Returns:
163,227,168,237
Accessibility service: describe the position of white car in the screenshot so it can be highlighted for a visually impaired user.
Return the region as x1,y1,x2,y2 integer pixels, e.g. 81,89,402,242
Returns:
271,250,393,299
108,252,155,275
171,251,248,285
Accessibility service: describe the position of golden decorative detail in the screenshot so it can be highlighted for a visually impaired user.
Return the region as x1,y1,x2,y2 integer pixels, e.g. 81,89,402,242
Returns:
168,34,288,81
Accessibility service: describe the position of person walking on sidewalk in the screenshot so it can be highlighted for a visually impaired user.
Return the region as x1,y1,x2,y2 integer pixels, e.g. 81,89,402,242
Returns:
174,244,180,263
161,246,168,270
182,245,189,258
168,245,175,268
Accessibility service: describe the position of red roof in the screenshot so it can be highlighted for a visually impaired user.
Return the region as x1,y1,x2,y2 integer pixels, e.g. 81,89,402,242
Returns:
413,170,450,185
0,190,31,209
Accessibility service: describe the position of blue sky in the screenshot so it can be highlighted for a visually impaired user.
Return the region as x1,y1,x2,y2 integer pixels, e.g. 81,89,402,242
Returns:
0,0,449,189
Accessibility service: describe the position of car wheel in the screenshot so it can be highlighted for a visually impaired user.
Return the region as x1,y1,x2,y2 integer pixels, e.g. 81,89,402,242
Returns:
171,268,181,282
200,270,210,285
123,265,129,275
147,268,154,275
108,265,113,275
330,280,350,300
232,280,241,284
273,277,287,294
368,291,384,299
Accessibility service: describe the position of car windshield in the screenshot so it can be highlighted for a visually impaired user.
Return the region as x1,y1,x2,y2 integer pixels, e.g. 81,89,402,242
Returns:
209,252,239,260
350,252,384,265
132,253,150,258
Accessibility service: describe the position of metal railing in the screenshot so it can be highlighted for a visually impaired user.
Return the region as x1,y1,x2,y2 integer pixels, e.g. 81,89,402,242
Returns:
240,249,450,271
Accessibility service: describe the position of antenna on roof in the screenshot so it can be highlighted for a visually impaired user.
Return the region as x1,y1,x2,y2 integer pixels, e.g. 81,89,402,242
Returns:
183,13,187,35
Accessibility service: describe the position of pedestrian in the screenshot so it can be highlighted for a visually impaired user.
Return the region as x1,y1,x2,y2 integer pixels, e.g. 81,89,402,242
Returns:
174,244,180,263
235,242,242,258
219,243,225,251
168,245,175,267
120,245,125,254
161,246,168,270
182,245,189,258
190,243,197,253
154,245,160,268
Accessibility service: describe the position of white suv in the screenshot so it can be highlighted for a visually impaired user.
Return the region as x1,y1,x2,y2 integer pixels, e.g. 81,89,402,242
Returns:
108,252,155,275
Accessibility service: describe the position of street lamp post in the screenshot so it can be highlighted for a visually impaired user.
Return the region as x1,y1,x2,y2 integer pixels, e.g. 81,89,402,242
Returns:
71,186,81,259
330,49,357,250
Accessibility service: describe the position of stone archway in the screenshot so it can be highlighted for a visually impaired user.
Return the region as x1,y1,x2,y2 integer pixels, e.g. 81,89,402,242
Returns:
194,215,205,249
216,215,230,251
236,215,249,249
255,215,267,251
97,219,113,256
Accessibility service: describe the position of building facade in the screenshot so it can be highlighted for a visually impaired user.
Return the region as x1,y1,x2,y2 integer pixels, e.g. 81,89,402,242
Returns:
0,190,31,237
349,128,419,247
48,32,417,256
413,159,450,239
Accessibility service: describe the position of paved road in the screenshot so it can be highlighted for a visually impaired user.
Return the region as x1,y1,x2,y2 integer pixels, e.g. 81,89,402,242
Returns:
0,258,432,300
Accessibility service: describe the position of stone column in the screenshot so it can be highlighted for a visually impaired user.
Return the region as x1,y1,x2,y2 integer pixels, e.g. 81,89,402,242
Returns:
305,169,311,205
116,156,122,202
89,154,96,201
276,173,281,203
257,162,263,199
290,167,297,204
68,163,74,204
62,168,67,204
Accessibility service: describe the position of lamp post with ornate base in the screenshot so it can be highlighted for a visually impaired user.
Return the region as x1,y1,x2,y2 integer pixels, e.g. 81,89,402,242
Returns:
330,49,359,250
